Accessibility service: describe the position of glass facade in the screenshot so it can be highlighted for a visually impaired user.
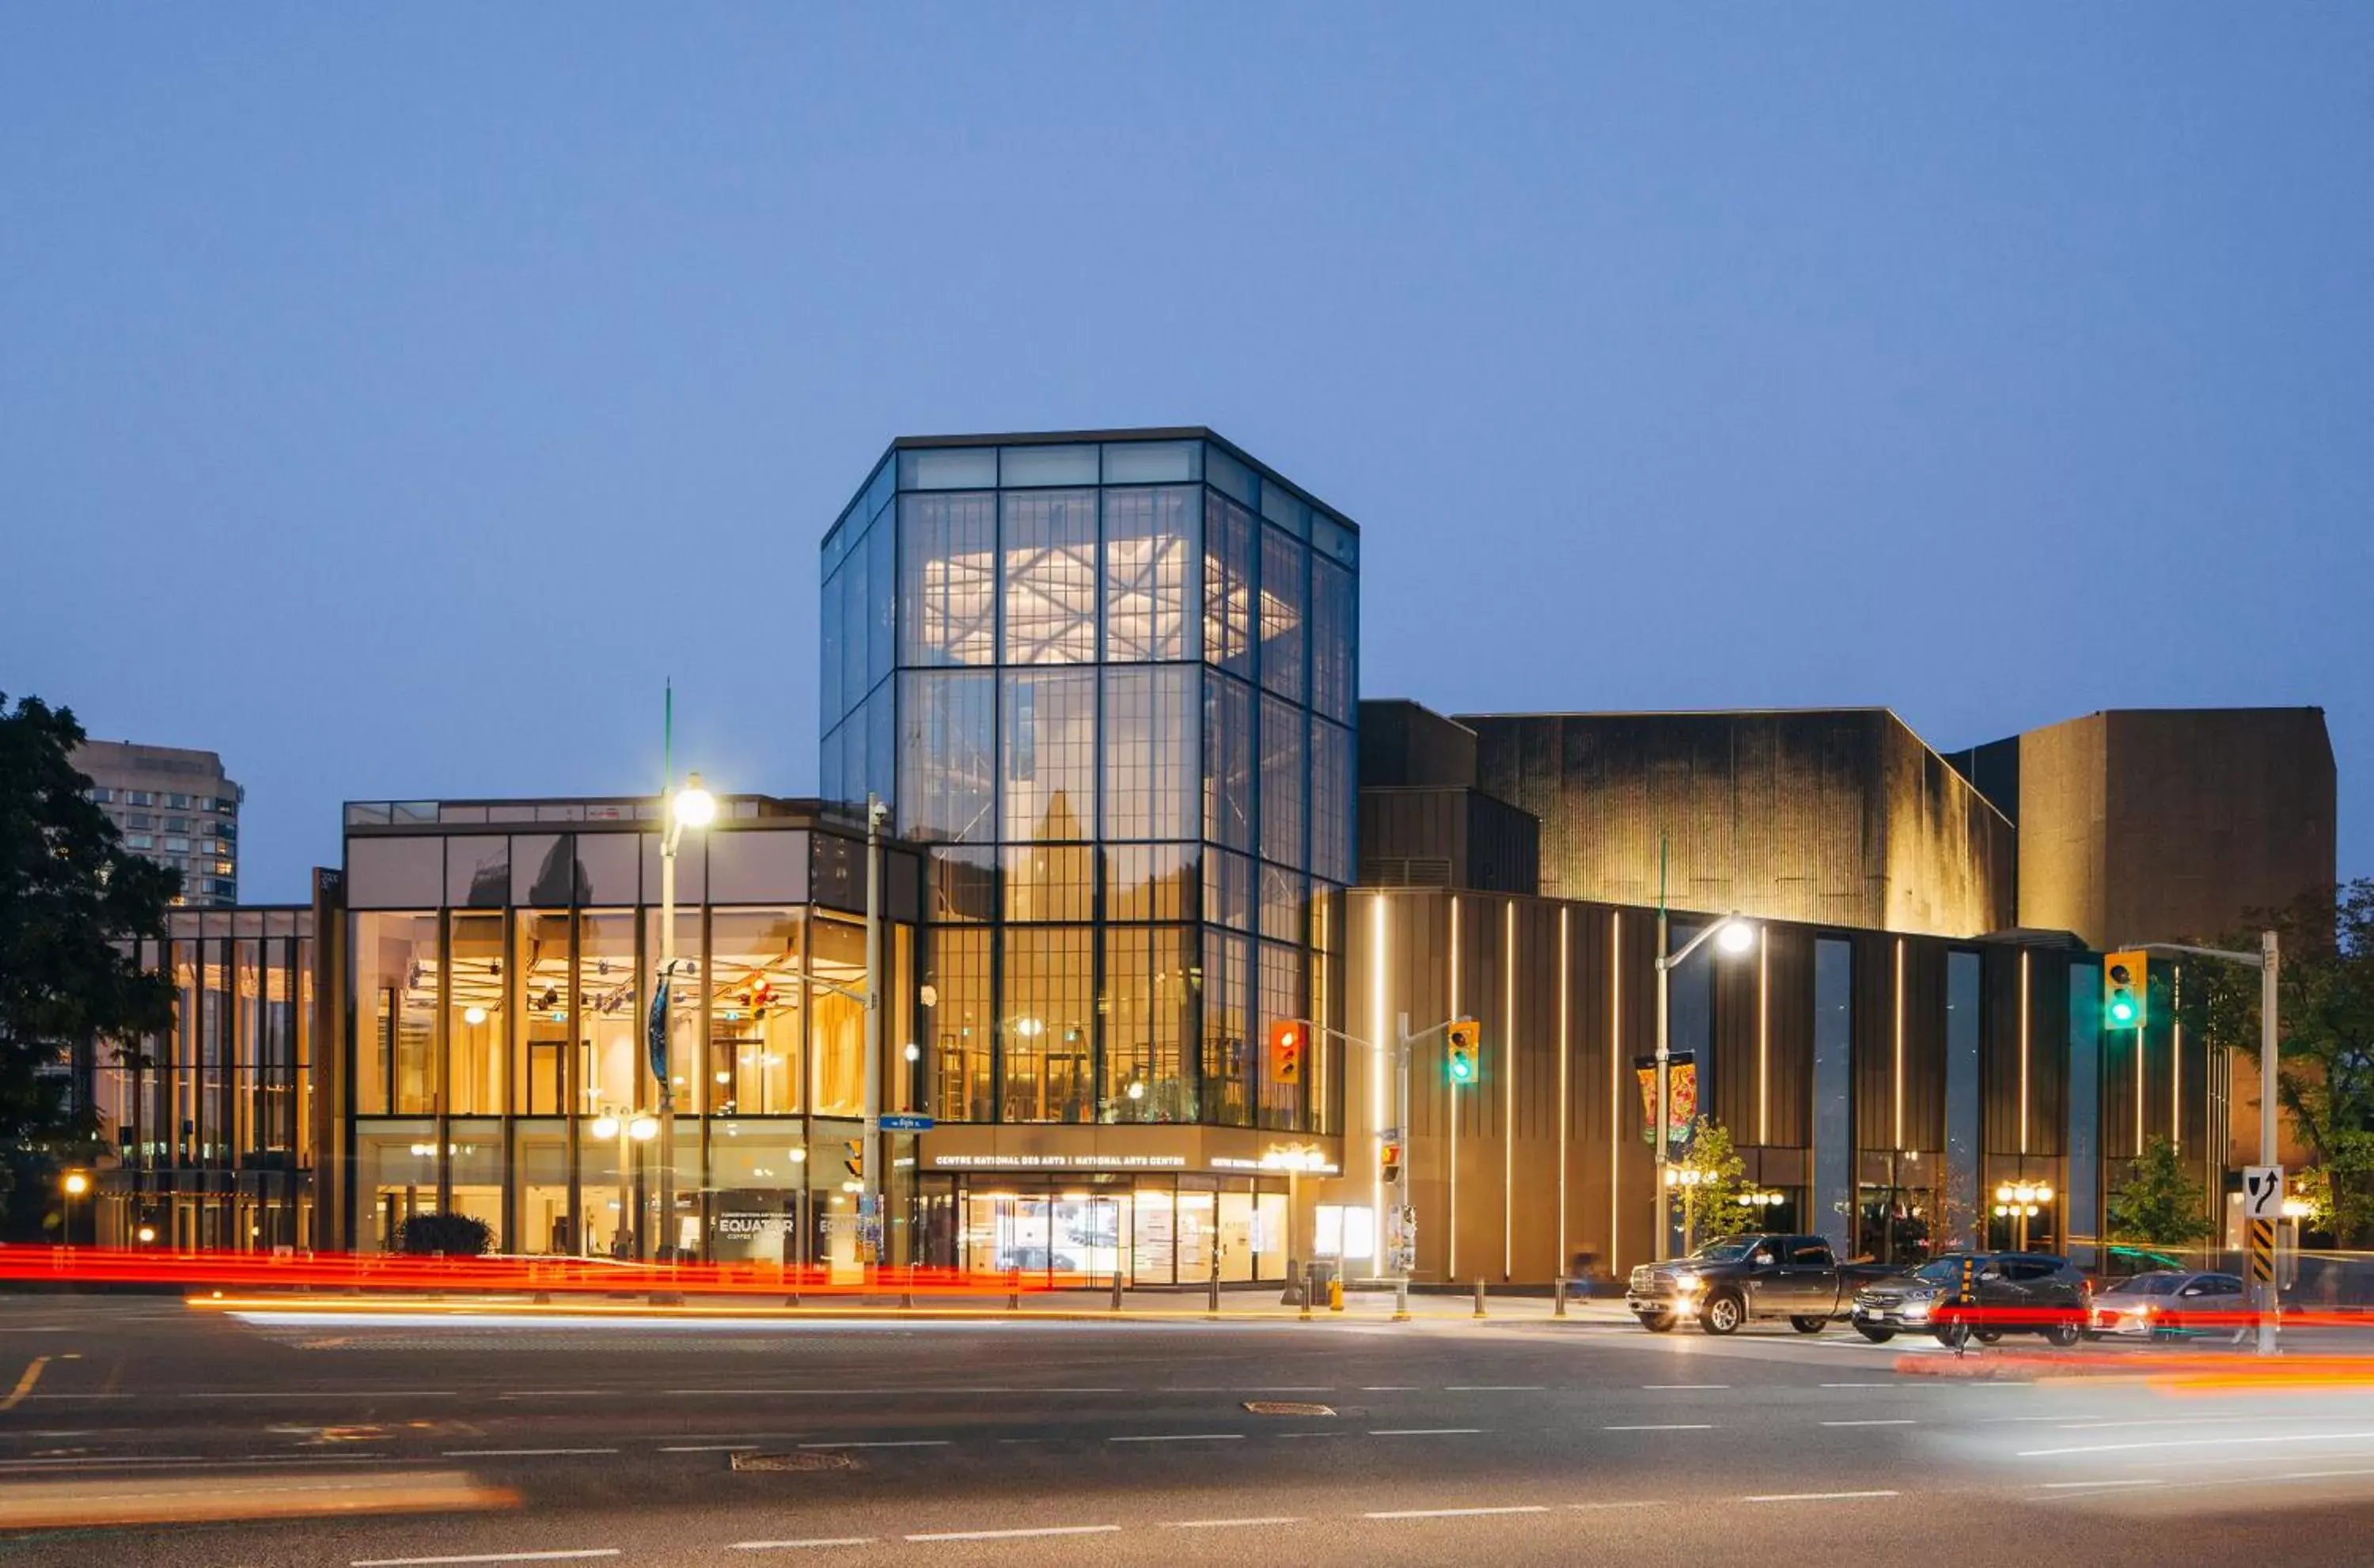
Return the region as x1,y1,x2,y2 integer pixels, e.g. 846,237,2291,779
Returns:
343,805,920,1264
821,434,1357,1139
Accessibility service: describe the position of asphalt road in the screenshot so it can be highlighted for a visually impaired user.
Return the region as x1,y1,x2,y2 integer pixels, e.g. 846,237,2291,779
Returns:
6,1294,2374,1566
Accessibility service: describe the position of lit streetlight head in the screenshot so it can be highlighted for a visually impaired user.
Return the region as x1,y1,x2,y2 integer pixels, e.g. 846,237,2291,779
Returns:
672,771,717,829
1717,918,1756,956
62,1171,89,1196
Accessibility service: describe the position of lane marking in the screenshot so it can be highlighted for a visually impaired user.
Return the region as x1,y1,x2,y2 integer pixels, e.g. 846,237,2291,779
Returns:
1444,1385,1543,1392
1165,1517,1302,1529
1369,1428,1482,1437
352,1555,620,1566
439,1448,619,1457
1359,1386,1417,1391
1603,1423,1712,1432
1278,1431,1351,1439
2039,1479,2164,1490
1742,1490,1898,1504
1109,1434,1242,1443
0,1358,51,1413
660,1445,760,1452
797,1441,948,1450
904,1525,1121,1542
1364,1506,1550,1520
1570,1501,1663,1510
1818,1383,1898,1389
2019,1431,2374,1459
1822,1419,1916,1427
1642,1384,1727,1390
730,1542,878,1552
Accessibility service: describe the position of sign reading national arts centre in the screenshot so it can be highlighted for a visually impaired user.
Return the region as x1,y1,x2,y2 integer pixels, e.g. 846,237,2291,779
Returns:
927,1152,1189,1170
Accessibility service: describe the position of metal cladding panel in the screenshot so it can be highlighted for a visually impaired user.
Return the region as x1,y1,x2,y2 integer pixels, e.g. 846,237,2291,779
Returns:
1763,927,1815,1148
1463,710,2012,937
1981,946,2030,1157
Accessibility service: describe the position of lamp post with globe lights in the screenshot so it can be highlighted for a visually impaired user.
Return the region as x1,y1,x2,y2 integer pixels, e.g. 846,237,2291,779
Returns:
654,771,714,1263
1993,1180,2054,1252
590,1109,659,1256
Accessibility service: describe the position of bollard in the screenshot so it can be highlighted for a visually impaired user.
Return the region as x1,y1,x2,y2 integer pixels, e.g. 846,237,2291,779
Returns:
1299,1268,1314,1321
1329,1278,1344,1312
1553,1278,1568,1318
1393,1278,1411,1322
1007,1268,1022,1313
1473,1278,1488,1319
1208,1271,1221,1319
1110,1271,1124,1312
901,1290,915,1310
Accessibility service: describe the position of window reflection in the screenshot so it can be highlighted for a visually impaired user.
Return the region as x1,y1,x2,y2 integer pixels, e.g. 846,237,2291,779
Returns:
1257,525,1306,702
1203,492,1255,676
1103,667,1194,841
1003,670,1095,842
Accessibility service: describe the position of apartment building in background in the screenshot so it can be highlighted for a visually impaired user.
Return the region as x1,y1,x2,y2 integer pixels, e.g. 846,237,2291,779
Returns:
74,739,243,906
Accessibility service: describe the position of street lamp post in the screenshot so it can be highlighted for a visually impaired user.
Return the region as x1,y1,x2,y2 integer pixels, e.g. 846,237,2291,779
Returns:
589,1109,658,1256
657,771,715,1264
60,1170,89,1248
1993,1180,2054,1252
1653,911,1757,1261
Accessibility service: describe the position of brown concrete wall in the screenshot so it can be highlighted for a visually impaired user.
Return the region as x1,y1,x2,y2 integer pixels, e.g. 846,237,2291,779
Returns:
2011,713,2110,942
1461,710,2013,938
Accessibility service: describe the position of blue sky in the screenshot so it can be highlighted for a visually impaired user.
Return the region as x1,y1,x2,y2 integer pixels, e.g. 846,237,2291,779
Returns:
4,6,2368,897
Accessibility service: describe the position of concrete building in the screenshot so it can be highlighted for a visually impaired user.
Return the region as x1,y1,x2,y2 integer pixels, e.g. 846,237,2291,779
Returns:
74,740,242,906
1458,710,2016,939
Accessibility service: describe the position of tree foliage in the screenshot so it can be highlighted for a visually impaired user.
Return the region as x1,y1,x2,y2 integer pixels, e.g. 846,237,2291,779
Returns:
2106,1135,2216,1247
2189,881,2374,1245
396,1212,495,1257
0,694,179,1222
1674,1117,1753,1249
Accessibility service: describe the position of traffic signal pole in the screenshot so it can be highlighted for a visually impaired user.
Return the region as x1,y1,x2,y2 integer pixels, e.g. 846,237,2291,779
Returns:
2126,931,2282,1355
1300,1013,1466,1316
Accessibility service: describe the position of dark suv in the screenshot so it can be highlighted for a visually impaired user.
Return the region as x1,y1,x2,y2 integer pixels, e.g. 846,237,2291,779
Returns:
1849,1252,2090,1347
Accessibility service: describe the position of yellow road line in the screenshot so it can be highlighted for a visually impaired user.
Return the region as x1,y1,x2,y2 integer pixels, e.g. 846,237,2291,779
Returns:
0,1357,50,1412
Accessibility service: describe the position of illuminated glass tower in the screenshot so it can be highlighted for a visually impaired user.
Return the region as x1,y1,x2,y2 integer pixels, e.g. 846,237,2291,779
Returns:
819,430,1357,1134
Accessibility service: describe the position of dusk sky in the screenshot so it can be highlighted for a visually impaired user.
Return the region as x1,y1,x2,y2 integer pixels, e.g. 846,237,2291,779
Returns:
5,6,2368,900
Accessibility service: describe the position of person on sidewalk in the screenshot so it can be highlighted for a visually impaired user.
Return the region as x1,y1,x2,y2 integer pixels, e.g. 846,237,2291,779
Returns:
1568,1249,1599,1301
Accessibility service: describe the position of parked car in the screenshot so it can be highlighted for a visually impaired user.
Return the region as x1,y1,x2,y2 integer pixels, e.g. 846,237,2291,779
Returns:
1850,1252,2089,1347
2088,1269,2250,1342
996,1246,1083,1274
1625,1234,1894,1335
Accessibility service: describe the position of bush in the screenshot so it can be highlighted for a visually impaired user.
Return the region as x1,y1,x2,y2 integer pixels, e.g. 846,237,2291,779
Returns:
396,1212,493,1256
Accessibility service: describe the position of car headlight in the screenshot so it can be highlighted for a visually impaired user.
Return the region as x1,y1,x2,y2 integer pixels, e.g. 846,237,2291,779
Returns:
1902,1299,1935,1320
1672,1274,1701,1297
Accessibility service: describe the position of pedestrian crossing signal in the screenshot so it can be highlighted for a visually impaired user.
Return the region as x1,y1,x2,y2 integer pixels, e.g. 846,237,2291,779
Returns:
843,1138,863,1180
1447,1019,1480,1085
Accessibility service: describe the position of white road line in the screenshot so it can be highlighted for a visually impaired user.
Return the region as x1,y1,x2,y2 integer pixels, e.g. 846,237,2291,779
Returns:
1818,1383,1898,1388
1360,1385,1417,1391
1364,1506,1549,1520
1603,1423,1712,1432
1369,1428,1483,1437
1444,1385,1544,1392
660,1445,760,1452
1822,1419,1916,1427
730,1541,877,1552
1569,1501,1663,1510
1742,1490,1898,1504
2039,1479,2164,1490
440,1448,619,1457
2019,1431,2374,1459
1108,1434,1242,1443
1165,1517,1303,1529
797,1441,950,1449
904,1525,1121,1542
1979,1415,2106,1424
1278,1432,1351,1440
351,1554,620,1567
1642,1384,1727,1390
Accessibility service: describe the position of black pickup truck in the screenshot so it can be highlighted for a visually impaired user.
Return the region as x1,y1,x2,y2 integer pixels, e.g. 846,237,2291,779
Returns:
1625,1234,1893,1335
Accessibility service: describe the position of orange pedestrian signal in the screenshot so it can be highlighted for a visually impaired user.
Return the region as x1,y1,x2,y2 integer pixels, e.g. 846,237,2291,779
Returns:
1269,1019,1305,1085
1382,1141,1403,1184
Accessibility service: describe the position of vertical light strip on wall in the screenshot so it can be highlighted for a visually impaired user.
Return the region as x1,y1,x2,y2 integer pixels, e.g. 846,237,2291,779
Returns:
1371,893,1388,1254
1504,899,1515,1280
1893,938,1906,1151
1448,894,1459,1280
2019,950,2031,1155
2136,971,2147,1156
1558,905,1570,1270
1609,911,1621,1264
2171,969,2183,1151
1757,928,1770,1148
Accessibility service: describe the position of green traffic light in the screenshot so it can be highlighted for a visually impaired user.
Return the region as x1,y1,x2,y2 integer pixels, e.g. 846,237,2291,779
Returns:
1450,1056,1474,1083
2109,993,2137,1025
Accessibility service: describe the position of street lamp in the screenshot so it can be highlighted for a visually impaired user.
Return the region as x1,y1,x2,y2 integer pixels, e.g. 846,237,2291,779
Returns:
60,1170,89,1247
590,1109,659,1258
1993,1180,2053,1250
655,770,714,1263
1654,911,1757,1259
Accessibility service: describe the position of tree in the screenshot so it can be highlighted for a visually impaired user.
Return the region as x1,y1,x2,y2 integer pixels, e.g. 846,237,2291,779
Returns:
2190,881,2374,1246
0,695,180,1234
1672,1116,1752,1251
2106,1135,2216,1247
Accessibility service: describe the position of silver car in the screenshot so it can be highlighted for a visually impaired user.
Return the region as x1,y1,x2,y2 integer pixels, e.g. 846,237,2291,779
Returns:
2088,1269,2250,1341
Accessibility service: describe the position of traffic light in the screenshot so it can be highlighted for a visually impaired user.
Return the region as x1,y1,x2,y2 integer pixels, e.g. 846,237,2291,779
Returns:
2104,951,2147,1029
1447,1019,1479,1085
843,1138,863,1180
1382,1141,1403,1184
1268,1019,1304,1085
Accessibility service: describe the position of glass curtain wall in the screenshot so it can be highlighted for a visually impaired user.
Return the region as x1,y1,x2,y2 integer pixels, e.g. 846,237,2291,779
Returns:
347,823,912,1262
836,436,1356,1135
